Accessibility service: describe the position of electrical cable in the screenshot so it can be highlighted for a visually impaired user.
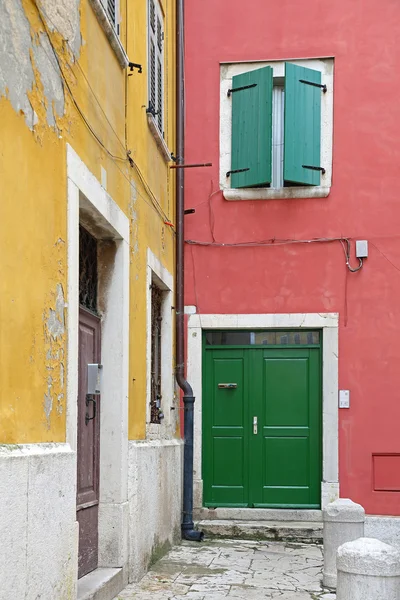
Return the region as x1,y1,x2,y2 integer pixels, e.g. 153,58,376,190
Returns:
31,0,174,225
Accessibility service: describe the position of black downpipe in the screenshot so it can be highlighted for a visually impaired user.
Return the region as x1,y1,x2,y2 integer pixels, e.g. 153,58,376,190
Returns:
176,0,203,542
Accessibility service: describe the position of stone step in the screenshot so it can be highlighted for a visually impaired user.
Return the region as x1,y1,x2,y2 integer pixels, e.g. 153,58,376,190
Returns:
194,507,322,522
196,519,323,544
77,567,124,600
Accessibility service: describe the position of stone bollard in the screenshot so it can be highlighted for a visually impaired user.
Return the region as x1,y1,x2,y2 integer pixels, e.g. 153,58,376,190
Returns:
337,537,400,600
323,498,365,588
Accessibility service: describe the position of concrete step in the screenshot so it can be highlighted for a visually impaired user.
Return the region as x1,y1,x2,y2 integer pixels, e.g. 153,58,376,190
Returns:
196,519,323,544
77,567,124,600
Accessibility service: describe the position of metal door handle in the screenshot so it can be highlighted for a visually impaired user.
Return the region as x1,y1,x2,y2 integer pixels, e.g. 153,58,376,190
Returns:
218,383,237,389
85,394,97,425
253,416,258,435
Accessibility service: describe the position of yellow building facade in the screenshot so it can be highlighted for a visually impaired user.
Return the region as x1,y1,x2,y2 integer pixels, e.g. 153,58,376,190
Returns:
0,0,182,597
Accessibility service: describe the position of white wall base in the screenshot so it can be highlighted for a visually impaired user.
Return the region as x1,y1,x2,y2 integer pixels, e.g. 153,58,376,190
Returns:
365,516,400,549
0,444,77,600
128,440,183,582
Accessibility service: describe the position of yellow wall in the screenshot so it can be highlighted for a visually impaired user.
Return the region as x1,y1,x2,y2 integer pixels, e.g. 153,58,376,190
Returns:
0,0,176,443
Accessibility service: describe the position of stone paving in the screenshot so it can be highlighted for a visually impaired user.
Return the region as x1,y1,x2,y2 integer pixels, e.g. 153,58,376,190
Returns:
114,539,337,600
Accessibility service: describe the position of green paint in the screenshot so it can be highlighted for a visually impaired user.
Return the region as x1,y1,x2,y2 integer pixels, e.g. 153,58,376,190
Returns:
203,335,322,508
230,66,273,188
284,62,322,186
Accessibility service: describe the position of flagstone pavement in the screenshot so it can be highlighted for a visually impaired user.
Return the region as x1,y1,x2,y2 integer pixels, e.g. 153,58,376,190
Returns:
113,539,337,600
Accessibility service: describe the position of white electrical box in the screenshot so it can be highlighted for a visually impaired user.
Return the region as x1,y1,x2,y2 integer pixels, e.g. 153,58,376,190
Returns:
356,240,368,259
339,390,350,409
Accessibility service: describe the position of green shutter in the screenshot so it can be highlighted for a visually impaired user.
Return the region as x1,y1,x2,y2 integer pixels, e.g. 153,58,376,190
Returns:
230,66,273,189
284,63,322,186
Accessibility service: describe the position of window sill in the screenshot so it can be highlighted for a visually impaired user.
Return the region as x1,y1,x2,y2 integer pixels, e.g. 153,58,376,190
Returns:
88,0,129,69
147,114,171,162
223,186,331,201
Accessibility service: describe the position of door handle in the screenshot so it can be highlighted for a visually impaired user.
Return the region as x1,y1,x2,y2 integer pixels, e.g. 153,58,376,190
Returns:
218,383,237,389
85,394,97,425
253,416,258,435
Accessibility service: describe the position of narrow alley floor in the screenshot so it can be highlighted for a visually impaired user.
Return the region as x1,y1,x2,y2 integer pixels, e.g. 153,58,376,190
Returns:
114,539,337,600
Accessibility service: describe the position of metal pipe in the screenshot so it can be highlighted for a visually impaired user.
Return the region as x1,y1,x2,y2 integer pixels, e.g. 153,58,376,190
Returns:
176,0,203,543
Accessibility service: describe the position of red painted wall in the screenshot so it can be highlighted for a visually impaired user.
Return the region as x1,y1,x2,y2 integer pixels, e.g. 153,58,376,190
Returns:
184,0,400,515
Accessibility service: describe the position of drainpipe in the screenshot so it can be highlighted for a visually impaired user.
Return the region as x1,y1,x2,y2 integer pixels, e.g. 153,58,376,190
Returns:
175,0,204,542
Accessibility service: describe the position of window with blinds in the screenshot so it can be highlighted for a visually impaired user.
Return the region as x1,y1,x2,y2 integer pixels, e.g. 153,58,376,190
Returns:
101,0,119,32
148,0,164,136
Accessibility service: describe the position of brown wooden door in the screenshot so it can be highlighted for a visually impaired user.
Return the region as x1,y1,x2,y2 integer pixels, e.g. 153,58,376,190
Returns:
77,307,101,579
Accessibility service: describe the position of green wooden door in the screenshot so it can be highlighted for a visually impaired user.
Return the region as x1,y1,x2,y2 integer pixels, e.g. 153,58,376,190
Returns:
203,338,321,508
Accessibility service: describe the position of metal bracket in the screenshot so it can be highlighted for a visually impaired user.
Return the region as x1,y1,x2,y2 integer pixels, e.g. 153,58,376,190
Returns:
128,62,143,74
146,102,159,117
302,164,326,175
226,168,249,178
227,83,257,97
299,79,327,93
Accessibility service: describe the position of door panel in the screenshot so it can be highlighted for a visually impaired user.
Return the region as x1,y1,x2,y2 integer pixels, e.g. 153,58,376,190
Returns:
252,348,321,508
203,340,321,509
203,350,248,506
77,308,101,579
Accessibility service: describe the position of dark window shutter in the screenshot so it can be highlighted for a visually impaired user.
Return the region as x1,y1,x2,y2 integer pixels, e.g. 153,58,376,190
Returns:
150,0,156,32
157,57,163,132
107,0,116,26
230,66,273,189
150,40,156,113
284,63,322,186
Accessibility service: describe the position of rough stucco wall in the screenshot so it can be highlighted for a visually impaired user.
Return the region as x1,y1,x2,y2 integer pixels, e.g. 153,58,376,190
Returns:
128,440,183,582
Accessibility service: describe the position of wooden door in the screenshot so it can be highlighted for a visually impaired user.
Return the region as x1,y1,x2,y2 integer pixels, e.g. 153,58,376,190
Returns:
203,333,322,509
77,308,101,578
250,347,321,508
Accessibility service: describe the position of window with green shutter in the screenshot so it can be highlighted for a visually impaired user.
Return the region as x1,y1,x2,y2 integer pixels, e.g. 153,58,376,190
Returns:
230,66,273,189
228,61,327,192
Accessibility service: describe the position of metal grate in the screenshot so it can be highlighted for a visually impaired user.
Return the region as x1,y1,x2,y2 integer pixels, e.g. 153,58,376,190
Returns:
79,226,98,314
150,284,163,424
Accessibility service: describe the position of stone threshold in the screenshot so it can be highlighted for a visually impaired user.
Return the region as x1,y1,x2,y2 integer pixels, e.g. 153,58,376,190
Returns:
196,519,323,544
194,507,323,522
77,567,124,600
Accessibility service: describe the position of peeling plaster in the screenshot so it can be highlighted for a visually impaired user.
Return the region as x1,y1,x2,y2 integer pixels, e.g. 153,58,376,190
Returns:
0,0,80,129
43,284,66,428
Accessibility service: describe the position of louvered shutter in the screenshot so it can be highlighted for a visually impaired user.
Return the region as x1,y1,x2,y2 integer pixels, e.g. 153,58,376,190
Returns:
148,0,164,135
284,63,322,186
230,66,273,189
107,0,116,27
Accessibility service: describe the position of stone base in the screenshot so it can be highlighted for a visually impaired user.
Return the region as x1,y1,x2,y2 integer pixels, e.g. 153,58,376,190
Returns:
128,439,183,582
0,443,77,600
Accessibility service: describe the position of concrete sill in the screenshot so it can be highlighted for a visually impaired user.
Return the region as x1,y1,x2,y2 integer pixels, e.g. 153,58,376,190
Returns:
223,186,331,201
89,0,129,68
147,114,171,161
77,567,124,600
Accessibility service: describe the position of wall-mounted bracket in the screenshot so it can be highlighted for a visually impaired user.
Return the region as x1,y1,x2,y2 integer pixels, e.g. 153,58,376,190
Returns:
227,83,257,97
128,62,143,74
302,164,326,175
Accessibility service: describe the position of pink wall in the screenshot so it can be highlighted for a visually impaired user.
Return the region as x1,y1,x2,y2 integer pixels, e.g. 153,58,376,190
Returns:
184,0,400,514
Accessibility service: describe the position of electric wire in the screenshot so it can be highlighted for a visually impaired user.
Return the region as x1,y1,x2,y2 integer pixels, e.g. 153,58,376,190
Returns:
31,0,173,226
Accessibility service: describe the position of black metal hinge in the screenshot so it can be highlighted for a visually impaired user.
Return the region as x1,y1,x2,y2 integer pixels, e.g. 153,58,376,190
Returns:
302,165,326,175
299,79,327,93
227,83,257,97
226,168,249,177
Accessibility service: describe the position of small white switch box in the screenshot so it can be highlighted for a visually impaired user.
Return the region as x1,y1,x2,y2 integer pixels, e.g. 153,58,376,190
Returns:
339,389,350,409
356,240,368,258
